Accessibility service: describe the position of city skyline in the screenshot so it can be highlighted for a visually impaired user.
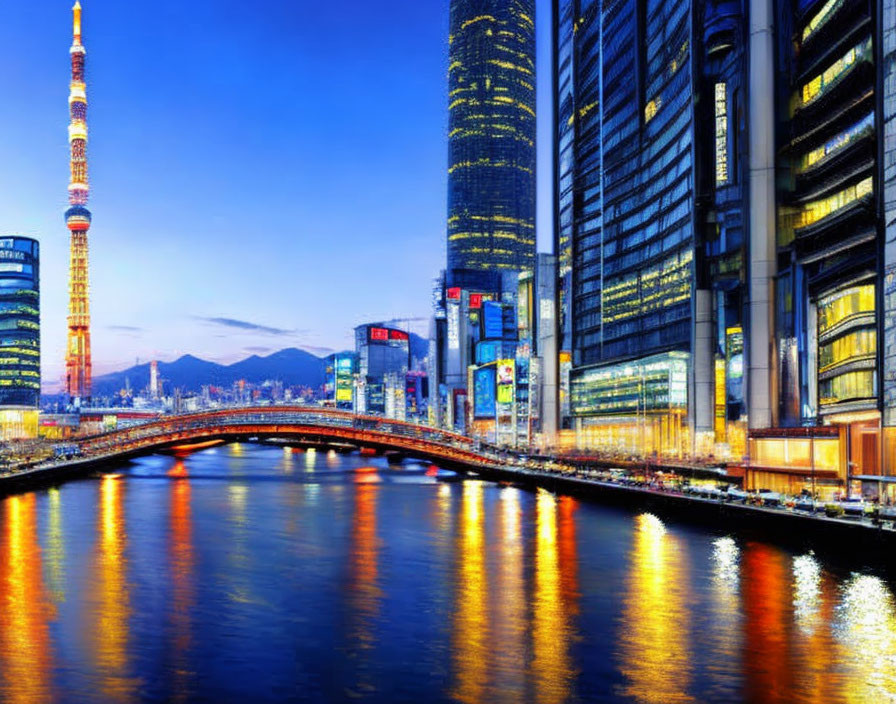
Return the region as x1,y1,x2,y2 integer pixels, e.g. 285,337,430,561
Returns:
0,0,553,391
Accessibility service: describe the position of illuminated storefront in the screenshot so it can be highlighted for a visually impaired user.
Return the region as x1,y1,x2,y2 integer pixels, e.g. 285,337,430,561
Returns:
0,236,39,440
571,352,689,457
747,427,844,498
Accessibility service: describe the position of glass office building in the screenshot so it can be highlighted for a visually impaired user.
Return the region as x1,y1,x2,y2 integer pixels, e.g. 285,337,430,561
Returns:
447,0,536,280
554,0,705,455
0,236,40,439
354,325,410,417
746,0,896,498
698,1,749,457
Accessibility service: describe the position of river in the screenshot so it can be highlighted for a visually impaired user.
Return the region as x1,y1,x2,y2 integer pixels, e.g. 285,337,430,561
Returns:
0,443,894,703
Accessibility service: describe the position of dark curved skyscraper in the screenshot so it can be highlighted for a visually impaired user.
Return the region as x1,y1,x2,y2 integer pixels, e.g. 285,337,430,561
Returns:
447,0,536,280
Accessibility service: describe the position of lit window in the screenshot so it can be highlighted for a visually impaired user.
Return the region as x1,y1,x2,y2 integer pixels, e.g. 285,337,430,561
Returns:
714,83,728,185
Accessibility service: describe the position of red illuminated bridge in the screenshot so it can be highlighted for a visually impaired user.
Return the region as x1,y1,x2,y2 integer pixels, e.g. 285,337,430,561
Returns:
72,407,505,471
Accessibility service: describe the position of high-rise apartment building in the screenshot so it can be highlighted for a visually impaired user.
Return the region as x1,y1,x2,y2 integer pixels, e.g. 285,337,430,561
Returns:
447,0,537,281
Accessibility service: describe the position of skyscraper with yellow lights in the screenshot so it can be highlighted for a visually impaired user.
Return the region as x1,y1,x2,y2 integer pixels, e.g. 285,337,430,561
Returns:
447,1,536,282
64,1,92,405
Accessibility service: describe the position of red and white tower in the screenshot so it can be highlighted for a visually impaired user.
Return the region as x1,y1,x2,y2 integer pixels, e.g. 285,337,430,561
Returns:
65,1,92,405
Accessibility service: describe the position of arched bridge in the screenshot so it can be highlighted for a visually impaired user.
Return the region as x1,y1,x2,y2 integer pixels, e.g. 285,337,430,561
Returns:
74,407,502,472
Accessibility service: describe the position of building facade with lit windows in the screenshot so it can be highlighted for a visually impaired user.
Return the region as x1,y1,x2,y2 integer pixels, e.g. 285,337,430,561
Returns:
745,0,896,499
0,236,40,440
555,0,743,457
354,325,409,418
554,0,896,493
447,0,536,281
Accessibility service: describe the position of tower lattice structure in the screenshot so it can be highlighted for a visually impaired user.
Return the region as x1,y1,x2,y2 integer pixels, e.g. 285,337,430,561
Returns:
65,1,92,404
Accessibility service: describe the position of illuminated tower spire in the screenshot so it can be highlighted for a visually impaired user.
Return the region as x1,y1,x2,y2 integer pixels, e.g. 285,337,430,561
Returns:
65,0,92,405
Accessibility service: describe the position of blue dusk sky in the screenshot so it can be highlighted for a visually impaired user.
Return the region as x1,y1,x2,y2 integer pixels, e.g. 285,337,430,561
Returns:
0,1,552,390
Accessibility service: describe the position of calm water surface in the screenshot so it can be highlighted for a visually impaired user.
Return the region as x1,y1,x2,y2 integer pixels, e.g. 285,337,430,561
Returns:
0,443,895,703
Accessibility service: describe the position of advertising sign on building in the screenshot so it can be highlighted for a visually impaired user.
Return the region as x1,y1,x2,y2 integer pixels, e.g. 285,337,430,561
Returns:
473,367,496,418
476,340,501,365
497,359,515,405
335,356,353,402
482,301,504,340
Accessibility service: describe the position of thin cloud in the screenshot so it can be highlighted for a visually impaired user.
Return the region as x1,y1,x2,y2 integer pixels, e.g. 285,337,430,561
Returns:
108,324,143,332
197,317,296,336
244,346,273,354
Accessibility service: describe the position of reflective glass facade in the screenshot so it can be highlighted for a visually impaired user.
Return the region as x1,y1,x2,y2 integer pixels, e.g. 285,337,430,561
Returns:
554,0,695,371
554,0,698,454
447,0,536,278
774,0,880,422
0,237,40,408
355,325,410,417
697,1,748,453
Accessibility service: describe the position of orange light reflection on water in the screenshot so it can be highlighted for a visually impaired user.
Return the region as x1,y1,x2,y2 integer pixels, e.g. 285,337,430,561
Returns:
0,494,55,704
618,513,693,704
347,481,381,693
91,474,139,701
532,490,577,704
168,477,194,701
452,481,488,704
491,487,526,700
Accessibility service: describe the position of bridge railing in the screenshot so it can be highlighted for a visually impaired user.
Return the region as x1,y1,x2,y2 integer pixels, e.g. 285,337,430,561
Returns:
75,406,487,460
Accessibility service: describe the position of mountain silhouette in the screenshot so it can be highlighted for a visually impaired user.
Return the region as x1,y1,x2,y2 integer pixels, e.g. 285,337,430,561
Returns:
91,334,428,397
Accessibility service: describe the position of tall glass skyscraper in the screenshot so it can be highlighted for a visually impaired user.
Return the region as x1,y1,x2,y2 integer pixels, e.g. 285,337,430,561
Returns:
555,0,716,455
447,0,536,281
0,236,40,439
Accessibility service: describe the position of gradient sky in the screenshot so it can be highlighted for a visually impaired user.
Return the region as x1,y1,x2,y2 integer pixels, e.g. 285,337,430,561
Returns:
1,0,553,391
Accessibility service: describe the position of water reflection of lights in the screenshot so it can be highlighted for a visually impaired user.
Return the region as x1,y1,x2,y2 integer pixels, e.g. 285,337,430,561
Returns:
228,485,248,529
793,553,822,628
452,481,488,704
305,448,316,471
46,488,66,604
533,489,575,704
168,477,194,702
355,466,381,484
93,474,138,701
0,495,55,704
167,459,188,478
711,537,739,584
492,486,525,699
707,537,741,699
834,573,896,701
347,482,381,692
618,513,693,704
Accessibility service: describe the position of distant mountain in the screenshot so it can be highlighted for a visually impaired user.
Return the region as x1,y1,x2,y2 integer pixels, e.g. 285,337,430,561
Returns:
92,335,430,398
92,348,327,397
